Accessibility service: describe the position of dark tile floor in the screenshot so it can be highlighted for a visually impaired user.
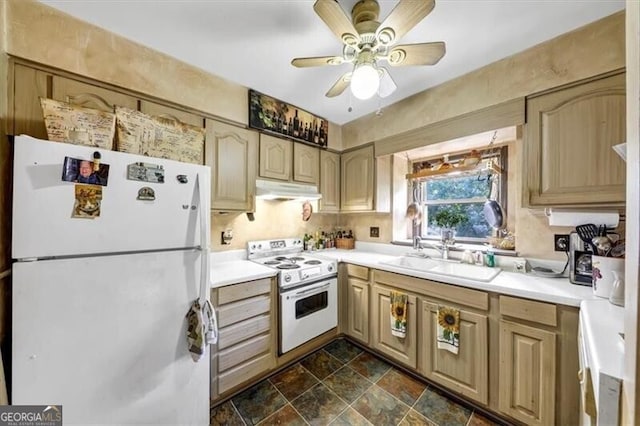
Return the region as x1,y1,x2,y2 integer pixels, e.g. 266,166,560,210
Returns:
211,339,504,426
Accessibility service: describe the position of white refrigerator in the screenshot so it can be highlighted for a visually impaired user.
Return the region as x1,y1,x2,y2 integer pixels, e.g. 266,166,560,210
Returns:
11,135,212,425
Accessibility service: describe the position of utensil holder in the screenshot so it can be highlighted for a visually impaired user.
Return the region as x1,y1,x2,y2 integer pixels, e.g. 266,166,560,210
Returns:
335,238,355,250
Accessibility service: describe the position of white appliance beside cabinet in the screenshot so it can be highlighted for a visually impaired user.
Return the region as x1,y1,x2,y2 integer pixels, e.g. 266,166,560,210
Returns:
11,135,212,425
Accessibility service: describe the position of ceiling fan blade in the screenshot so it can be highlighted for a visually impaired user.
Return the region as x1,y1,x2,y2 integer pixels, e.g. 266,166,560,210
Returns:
376,0,435,46
326,72,352,98
313,0,360,46
291,56,344,68
387,42,446,66
378,68,397,98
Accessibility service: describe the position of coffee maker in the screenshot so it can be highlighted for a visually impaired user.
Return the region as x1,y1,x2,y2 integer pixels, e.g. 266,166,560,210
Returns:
569,232,593,285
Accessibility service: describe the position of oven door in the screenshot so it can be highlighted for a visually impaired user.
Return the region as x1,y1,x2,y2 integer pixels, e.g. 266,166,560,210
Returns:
280,278,337,354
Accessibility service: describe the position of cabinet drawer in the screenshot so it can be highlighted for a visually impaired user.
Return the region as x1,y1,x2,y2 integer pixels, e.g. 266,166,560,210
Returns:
500,296,557,327
218,353,274,394
217,295,270,328
347,264,369,281
218,314,271,350
217,278,271,305
218,334,271,372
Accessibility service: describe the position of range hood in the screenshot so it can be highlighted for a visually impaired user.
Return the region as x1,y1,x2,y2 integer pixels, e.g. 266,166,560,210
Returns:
255,179,322,200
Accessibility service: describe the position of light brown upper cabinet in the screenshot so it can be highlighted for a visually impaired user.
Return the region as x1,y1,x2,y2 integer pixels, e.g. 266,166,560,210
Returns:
12,64,49,139
52,75,138,113
206,120,258,212
292,143,319,184
341,145,374,211
319,150,340,212
259,134,292,181
523,72,626,207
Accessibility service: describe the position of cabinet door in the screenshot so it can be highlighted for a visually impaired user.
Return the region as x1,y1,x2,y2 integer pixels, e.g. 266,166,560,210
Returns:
12,64,49,139
293,143,319,184
370,285,417,368
524,72,626,206
420,300,488,405
52,75,137,112
346,277,369,344
499,320,556,426
341,145,374,211
319,150,340,212
205,119,258,212
259,134,291,181
140,100,204,128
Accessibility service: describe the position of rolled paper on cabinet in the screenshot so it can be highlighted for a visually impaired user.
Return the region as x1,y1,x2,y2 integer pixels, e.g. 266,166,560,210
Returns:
547,210,619,228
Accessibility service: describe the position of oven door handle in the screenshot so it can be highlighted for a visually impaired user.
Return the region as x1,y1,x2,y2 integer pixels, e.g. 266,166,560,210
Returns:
290,283,330,299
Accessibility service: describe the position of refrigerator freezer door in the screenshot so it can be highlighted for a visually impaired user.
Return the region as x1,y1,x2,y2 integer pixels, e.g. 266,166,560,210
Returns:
12,136,210,259
12,250,209,425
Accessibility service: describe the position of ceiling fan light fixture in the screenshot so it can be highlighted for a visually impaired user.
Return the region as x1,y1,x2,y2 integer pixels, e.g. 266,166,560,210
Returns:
351,62,380,100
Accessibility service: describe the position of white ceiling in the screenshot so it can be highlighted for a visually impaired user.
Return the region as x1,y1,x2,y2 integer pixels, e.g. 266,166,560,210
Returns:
40,0,624,125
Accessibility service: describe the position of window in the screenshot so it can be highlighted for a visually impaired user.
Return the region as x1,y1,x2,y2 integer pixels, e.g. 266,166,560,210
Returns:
412,147,507,242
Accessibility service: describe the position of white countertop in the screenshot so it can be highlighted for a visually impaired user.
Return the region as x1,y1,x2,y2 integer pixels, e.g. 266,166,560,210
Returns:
209,243,597,306
210,259,277,288
580,299,625,384
314,248,597,307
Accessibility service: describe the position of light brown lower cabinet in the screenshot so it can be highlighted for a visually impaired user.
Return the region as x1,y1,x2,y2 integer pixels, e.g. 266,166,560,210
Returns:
420,300,489,405
210,278,276,400
344,268,578,426
498,320,556,426
370,284,417,369
345,264,370,344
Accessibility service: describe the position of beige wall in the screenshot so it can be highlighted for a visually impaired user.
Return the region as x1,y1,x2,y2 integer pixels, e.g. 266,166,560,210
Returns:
342,11,625,149
211,200,338,251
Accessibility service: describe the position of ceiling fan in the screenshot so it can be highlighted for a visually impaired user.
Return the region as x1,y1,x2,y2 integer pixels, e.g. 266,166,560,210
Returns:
291,0,446,100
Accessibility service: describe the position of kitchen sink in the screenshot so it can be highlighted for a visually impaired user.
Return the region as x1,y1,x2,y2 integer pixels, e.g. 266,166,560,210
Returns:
379,255,501,282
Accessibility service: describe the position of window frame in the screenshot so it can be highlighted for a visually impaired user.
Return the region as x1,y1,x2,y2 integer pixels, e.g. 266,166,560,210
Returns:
411,146,508,244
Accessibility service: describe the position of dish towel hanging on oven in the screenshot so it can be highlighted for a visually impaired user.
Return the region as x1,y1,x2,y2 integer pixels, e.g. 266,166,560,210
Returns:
390,291,408,338
437,305,460,354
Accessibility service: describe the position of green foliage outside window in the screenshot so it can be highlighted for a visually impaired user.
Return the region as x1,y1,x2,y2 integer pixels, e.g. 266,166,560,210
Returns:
422,174,494,239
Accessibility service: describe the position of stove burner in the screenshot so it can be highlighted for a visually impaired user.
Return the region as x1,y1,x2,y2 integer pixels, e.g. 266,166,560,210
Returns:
290,257,305,261
277,264,301,270
263,260,280,265
275,256,289,261
304,260,322,265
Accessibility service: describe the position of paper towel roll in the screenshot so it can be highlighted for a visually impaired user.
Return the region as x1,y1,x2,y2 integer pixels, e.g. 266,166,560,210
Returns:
547,209,619,228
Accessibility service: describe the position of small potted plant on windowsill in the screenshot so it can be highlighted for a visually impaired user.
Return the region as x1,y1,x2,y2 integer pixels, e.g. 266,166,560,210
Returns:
430,205,469,245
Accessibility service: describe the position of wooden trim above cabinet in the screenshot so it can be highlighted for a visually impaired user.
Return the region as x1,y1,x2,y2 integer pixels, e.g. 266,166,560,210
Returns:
375,98,524,157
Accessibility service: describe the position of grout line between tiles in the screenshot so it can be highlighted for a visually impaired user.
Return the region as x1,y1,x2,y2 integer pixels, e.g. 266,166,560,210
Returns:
229,400,248,426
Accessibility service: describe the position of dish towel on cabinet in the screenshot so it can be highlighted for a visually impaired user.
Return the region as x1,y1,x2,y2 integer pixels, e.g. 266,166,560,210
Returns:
437,305,460,354
390,291,408,338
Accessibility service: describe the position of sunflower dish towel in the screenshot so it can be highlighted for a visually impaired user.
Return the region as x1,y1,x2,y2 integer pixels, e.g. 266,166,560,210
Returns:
390,291,408,338
437,305,460,354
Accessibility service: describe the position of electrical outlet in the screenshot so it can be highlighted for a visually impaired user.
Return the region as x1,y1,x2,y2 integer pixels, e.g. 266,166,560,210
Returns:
554,234,570,252
370,227,380,238
514,260,527,273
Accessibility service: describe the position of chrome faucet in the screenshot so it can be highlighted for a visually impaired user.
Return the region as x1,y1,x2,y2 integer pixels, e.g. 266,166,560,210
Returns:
426,242,450,260
413,236,422,250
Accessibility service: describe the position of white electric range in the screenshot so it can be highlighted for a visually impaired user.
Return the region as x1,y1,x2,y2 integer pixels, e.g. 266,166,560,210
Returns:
247,238,337,354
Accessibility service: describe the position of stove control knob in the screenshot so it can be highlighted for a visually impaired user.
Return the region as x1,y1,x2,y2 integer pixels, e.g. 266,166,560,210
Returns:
284,274,291,283
327,265,334,272
251,245,256,249
258,244,262,249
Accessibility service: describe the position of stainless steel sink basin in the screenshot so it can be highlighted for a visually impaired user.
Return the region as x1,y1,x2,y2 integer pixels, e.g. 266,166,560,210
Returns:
380,255,501,282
